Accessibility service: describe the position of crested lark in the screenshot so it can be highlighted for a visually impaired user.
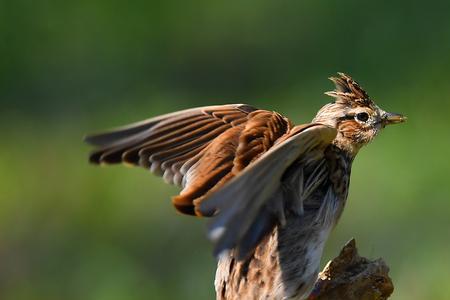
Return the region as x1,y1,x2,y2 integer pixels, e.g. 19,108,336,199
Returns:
86,73,406,300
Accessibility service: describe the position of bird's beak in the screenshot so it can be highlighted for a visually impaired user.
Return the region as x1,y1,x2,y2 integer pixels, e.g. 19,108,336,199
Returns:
382,112,407,126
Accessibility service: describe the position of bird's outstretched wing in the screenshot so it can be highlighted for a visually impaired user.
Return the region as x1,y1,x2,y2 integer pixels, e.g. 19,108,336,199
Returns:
86,104,336,258
86,104,292,215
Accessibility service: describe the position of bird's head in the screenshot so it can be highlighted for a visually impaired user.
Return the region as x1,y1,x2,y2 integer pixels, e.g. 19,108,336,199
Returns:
313,73,406,156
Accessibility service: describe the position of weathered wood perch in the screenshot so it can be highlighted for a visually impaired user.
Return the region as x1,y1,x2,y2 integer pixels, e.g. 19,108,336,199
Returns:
308,239,394,300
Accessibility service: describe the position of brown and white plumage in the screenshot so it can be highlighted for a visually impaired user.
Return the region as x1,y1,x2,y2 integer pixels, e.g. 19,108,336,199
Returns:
86,73,406,300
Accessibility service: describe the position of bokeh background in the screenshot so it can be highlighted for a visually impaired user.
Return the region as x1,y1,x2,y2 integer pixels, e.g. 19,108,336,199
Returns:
1,1,450,299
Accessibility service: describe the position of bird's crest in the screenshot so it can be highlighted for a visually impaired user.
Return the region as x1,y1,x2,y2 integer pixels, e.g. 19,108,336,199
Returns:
325,73,373,107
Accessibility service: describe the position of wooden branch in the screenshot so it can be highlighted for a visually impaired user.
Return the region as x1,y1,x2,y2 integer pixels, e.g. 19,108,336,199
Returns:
308,239,394,300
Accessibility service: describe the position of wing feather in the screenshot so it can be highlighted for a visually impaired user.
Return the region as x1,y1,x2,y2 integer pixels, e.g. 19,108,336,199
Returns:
87,104,256,166
86,104,294,218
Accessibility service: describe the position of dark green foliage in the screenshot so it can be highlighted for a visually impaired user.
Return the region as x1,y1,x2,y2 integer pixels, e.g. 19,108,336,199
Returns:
0,1,449,299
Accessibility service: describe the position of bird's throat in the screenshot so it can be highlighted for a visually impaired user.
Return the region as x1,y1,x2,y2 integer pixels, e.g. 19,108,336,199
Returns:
331,136,361,159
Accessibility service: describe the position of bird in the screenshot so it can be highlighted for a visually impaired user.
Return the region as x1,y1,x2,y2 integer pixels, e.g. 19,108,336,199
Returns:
85,73,406,300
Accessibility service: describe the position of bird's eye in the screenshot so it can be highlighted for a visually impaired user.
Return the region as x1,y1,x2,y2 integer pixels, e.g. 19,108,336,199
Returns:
355,112,369,122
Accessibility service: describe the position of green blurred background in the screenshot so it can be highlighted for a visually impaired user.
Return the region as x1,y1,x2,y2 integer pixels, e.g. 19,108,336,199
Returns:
1,0,450,299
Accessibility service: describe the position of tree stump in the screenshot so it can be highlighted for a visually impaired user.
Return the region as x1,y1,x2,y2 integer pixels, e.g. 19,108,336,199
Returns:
308,239,394,300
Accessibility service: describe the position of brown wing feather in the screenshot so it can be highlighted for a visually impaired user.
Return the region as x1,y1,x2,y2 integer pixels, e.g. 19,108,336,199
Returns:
173,110,292,215
87,104,255,165
86,104,292,216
